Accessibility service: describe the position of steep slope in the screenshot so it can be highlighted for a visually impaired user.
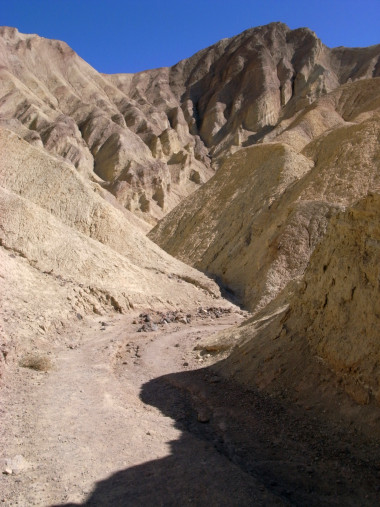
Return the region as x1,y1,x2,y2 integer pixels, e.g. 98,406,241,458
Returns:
121,23,379,164
0,26,212,224
1,23,379,224
206,193,380,422
0,128,230,376
150,79,380,310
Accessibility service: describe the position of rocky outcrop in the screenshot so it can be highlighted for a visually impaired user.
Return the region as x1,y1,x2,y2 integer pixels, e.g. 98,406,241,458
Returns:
0,128,231,374
289,193,380,405
126,23,379,165
150,79,380,311
208,193,380,420
1,24,378,223
0,26,212,224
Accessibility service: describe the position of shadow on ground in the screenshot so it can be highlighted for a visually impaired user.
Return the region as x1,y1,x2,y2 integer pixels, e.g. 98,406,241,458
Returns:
57,365,380,506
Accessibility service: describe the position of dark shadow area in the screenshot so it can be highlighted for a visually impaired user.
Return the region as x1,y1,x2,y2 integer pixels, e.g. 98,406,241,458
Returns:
207,272,244,309
242,125,275,147
57,366,380,506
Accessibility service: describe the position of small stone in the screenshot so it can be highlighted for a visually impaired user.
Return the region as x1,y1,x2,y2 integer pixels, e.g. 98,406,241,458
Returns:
183,362,189,367
2,455,29,475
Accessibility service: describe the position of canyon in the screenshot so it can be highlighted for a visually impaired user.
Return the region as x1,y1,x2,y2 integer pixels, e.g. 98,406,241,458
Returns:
0,22,380,505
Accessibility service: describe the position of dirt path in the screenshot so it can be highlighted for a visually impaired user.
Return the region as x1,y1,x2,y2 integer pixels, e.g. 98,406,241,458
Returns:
0,311,278,505
1,312,380,506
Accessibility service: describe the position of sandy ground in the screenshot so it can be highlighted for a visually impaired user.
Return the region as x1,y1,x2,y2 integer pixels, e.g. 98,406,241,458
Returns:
1,312,380,506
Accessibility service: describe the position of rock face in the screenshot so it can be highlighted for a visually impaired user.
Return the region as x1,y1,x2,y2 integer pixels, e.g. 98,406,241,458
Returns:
145,25,380,415
0,127,229,374
0,26,213,224
211,193,380,416
150,78,380,311
291,193,380,405
1,23,379,224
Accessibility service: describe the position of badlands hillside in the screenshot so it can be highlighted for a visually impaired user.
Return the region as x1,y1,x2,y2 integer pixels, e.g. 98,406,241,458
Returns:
0,21,380,505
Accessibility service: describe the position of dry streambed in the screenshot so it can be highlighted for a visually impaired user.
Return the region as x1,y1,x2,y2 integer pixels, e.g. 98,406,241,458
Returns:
1,311,380,506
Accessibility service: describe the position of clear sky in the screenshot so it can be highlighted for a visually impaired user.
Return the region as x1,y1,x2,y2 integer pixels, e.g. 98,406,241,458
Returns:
1,0,379,74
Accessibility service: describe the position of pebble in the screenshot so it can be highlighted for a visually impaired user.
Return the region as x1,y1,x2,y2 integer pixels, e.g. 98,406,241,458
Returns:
1,455,29,475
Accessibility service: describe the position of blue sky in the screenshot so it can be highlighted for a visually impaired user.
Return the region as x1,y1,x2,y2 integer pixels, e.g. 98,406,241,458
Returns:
1,0,379,74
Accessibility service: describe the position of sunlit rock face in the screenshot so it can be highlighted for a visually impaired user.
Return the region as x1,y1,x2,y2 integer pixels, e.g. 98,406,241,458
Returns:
1,23,378,224
150,78,380,311
0,125,233,377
